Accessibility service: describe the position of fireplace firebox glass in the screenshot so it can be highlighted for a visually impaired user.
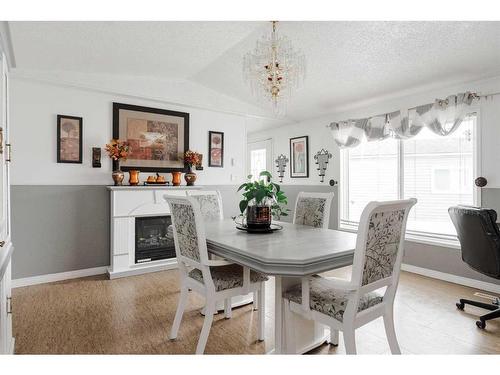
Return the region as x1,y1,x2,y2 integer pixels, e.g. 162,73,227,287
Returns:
135,216,176,263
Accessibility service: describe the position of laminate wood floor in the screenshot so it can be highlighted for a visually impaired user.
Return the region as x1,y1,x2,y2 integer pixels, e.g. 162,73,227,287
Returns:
12,268,500,354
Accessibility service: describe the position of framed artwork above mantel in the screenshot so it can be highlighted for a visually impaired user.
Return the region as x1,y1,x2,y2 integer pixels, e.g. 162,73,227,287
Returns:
112,102,190,173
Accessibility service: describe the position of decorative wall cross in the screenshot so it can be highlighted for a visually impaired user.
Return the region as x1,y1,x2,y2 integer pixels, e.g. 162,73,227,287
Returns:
275,154,289,182
314,149,332,182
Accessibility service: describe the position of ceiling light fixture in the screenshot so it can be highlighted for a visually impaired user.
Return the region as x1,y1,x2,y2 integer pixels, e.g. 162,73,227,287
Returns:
243,21,306,115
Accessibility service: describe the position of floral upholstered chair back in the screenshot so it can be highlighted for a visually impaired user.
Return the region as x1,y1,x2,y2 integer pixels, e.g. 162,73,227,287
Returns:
164,195,209,266
186,190,224,222
293,192,334,229
352,199,417,288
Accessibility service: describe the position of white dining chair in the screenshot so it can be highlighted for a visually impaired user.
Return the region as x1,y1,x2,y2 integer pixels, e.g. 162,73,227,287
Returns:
293,192,334,229
283,198,417,354
165,195,268,354
186,189,258,316
186,190,224,221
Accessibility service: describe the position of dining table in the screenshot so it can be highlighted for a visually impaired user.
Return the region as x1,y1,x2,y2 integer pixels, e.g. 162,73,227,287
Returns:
204,219,357,354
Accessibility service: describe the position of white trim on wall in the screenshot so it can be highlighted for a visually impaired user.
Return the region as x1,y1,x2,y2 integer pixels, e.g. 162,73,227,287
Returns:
10,71,276,123
12,266,108,288
402,263,500,294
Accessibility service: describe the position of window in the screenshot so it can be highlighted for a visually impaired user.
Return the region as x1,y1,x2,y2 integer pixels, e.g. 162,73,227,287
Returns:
250,149,267,178
248,139,273,180
340,138,399,225
340,114,477,244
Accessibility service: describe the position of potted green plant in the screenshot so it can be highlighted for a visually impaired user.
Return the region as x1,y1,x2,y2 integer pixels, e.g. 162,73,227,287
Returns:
237,171,290,229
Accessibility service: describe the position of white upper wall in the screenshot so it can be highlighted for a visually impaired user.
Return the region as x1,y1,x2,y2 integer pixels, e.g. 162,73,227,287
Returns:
10,75,249,185
249,75,500,188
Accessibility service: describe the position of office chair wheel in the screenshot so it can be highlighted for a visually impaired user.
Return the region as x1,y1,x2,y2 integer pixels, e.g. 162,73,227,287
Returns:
456,302,464,310
476,320,486,329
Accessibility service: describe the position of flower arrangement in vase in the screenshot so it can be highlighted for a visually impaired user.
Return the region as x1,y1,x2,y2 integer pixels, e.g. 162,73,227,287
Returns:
105,139,130,186
237,171,289,229
184,150,202,186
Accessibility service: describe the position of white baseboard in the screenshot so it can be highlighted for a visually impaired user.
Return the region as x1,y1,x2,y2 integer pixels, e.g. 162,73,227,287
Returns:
12,262,500,295
401,263,500,295
12,266,108,288
9,338,15,354
107,262,177,279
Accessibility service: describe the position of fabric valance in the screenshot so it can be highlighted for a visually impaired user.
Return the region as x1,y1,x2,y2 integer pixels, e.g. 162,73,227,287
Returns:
328,92,476,148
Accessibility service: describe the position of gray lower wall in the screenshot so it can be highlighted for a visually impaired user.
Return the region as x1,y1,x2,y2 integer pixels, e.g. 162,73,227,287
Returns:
12,185,110,279
10,184,500,286
10,184,337,279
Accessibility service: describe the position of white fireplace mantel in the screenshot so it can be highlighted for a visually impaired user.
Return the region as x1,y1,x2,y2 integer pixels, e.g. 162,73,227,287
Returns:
107,185,202,279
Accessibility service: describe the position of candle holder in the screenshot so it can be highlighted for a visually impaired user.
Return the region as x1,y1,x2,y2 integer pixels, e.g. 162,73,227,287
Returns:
314,149,332,183
275,154,289,183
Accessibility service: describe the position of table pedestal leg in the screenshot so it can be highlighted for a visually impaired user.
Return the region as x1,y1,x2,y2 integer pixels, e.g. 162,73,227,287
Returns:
274,276,283,353
270,276,328,354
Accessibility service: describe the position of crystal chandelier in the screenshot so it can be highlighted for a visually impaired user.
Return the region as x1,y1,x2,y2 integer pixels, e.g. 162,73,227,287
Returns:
243,21,306,115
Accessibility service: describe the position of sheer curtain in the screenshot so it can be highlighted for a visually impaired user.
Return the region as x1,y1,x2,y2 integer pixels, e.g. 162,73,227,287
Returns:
328,92,476,147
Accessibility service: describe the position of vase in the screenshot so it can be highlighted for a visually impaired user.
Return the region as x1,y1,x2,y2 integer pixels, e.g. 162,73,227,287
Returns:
112,170,124,186
171,171,182,186
184,166,197,186
246,201,272,230
128,170,140,185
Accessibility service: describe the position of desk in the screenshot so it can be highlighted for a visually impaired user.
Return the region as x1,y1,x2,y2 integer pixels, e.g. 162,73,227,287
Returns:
205,219,356,354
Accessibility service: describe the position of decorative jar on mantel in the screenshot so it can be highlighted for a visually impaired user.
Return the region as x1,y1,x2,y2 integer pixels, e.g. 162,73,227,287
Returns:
128,170,140,186
171,171,182,186
112,170,125,186
184,166,197,186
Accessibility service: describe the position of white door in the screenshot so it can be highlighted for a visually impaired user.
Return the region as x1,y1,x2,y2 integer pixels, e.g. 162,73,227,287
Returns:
0,51,13,353
247,139,273,180
0,52,11,247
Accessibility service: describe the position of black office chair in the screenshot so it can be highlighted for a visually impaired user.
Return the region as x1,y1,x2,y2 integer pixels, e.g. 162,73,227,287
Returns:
448,206,500,329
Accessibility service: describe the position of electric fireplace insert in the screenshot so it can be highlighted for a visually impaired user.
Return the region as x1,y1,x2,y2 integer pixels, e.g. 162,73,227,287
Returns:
135,216,176,263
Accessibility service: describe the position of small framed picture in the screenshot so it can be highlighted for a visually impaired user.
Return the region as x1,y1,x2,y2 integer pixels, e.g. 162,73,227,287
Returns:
290,135,309,178
208,131,224,167
57,115,83,164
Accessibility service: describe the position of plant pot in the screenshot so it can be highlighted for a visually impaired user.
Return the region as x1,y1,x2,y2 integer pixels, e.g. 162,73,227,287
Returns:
171,171,182,186
184,166,197,186
128,170,140,185
112,170,124,186
246,205,272,230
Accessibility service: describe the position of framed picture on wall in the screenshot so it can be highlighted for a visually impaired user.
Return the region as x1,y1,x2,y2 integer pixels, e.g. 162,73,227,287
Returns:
112,102,190,172
290,135,309,178
208,131,224,167
57,115,83,164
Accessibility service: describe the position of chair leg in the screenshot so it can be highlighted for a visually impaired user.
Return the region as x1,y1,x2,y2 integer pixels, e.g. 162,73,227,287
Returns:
383,307,401,354
477,307,500,329
458,298,498,311
329,328,339,346
480,307,500,321
258,283,266,341
224,298,232,319
253,291,258,310
196,301,215,354
170,286,188,340
343,327,357,355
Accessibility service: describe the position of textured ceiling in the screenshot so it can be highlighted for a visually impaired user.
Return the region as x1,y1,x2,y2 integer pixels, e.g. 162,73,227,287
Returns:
8,21,500,125
9,21,262,78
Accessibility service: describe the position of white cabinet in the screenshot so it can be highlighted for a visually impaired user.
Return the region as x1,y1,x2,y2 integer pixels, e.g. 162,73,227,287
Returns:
0,257,13,354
